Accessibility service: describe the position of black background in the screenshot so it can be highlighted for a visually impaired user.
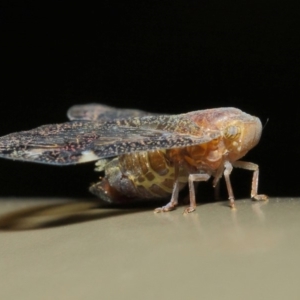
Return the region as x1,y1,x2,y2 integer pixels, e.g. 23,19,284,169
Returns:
1,3,299,201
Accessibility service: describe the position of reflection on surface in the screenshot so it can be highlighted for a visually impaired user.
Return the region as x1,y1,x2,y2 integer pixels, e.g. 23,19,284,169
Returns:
154,199,281,254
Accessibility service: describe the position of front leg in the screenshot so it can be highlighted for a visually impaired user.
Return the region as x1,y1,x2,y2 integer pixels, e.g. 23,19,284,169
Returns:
232,161,268,201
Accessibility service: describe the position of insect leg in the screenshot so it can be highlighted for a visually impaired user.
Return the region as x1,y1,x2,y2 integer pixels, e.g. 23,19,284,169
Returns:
232,161,268,201
212,165,224,201
223,161,236,208
214,181,221,201
154,165,180,213
185,173,210,214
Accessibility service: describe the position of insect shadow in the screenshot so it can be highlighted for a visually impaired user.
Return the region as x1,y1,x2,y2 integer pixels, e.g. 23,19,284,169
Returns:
0,189,219,231
0,199,167,231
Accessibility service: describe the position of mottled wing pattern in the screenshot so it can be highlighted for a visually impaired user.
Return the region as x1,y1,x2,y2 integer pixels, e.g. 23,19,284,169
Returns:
67,103,154,121
0,112,221,165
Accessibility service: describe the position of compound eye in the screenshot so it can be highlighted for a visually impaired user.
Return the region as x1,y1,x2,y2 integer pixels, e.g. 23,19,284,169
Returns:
224,125,241,139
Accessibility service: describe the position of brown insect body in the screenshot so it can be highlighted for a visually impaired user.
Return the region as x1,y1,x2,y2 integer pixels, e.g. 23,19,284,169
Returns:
89,107,265,211
0,104,267,213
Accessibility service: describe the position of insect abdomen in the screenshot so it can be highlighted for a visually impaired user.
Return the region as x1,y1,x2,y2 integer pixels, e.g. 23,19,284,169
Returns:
103,150,187,200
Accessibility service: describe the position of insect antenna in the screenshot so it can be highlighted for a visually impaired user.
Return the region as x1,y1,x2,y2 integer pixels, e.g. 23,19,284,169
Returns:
262,118,269,131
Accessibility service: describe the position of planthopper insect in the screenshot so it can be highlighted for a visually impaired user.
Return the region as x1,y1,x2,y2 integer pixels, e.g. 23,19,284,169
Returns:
0,104,267,213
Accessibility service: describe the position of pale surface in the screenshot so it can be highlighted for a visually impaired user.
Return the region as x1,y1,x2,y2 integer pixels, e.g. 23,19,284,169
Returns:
0,197,299,300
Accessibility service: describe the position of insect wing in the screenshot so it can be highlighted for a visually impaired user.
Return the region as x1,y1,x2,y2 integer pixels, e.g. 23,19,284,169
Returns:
0,113,221,165
67,103,154,121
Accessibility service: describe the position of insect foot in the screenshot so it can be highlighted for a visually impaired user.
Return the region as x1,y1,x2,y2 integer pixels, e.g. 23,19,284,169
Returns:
252,194,268,201
183,206,196,214
154,203,177,213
